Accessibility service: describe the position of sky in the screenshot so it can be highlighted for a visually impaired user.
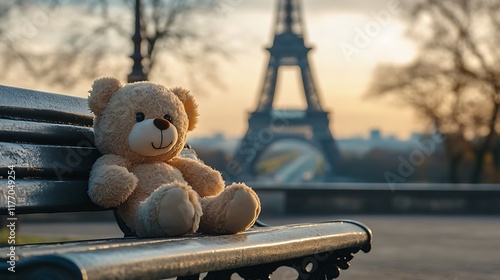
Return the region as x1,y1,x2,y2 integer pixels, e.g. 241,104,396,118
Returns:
2,0,426,140
190,0,423,140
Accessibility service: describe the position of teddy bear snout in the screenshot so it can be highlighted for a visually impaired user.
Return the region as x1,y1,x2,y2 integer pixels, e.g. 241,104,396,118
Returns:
154,118,171,130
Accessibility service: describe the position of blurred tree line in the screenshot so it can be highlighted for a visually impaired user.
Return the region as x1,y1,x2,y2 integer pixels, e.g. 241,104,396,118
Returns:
367,0,500,183
194,139,500,183
0,0,227,92
197,135,500,184
338,138,500,184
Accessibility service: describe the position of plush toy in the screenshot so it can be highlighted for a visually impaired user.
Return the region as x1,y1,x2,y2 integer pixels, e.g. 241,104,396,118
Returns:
87,77,260,237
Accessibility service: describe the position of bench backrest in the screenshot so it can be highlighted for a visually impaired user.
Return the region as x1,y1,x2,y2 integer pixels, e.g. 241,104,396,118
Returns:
0,85,103,214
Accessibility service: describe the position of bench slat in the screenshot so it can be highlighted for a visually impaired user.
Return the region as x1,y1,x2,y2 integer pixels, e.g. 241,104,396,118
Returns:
0,142,99,179
0,85,92,125
0,221,371,280
0,179,102,214
0,119,95,146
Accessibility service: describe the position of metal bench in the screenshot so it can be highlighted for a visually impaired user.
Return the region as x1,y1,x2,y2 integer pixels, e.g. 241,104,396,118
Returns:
0,85,372,280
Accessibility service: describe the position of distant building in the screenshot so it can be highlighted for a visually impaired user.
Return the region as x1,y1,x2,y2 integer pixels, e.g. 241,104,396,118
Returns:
370,129,381,141
338,129,417,156
189,134,240,154
191,129,444,158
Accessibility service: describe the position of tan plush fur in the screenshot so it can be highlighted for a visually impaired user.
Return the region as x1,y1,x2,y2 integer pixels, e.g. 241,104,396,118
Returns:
87,77,260,237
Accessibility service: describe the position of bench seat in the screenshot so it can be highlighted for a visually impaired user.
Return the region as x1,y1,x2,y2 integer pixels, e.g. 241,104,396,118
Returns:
0,221,371,280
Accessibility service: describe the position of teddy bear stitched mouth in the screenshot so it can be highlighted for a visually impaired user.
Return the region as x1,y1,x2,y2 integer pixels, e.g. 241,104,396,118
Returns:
151,140,173,150
151,131,173,150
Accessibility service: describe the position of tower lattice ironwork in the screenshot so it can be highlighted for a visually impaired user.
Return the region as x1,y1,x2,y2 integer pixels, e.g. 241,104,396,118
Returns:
231,0,340,181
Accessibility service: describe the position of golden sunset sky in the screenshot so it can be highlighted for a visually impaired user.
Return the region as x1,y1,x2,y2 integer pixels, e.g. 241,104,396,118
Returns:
203,0,422,140
2,0,426,140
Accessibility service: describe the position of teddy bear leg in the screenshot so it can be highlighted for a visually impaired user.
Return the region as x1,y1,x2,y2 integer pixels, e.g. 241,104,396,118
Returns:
136,184,202,237
199,183,261,234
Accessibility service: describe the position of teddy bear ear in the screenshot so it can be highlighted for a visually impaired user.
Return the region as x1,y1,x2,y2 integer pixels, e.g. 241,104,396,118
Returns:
88,77,123,115
171,87,199,131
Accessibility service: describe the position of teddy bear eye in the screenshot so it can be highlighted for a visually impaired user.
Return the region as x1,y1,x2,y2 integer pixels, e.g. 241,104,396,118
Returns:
163,114,173,122
135,112,145,122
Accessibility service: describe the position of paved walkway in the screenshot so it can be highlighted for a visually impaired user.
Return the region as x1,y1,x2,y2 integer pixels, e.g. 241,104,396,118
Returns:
17,215,500,279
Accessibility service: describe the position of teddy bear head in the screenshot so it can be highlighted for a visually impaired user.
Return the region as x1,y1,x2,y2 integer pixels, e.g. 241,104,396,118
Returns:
88,77,198,163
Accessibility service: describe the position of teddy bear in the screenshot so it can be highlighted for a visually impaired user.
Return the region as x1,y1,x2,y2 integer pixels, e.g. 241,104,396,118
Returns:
87,77,261,237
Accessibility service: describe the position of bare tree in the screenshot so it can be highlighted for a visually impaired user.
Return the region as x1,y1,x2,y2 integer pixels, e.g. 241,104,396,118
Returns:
0,0,60,79
0,0,228,92
367,0,500,183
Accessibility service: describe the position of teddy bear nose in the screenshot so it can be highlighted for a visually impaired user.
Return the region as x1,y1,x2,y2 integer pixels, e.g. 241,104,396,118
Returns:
153,118,170,130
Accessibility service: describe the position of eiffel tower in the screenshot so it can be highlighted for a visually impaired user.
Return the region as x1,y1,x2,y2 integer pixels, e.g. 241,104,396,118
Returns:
231,0,340,181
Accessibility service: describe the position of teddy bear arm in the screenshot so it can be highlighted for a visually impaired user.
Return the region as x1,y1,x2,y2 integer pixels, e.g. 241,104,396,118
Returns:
88,155,138,208
169,157,225,197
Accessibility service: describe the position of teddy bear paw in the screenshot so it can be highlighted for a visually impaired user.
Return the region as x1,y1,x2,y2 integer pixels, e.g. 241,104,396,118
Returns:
223,188,260,233
157,187,201,236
